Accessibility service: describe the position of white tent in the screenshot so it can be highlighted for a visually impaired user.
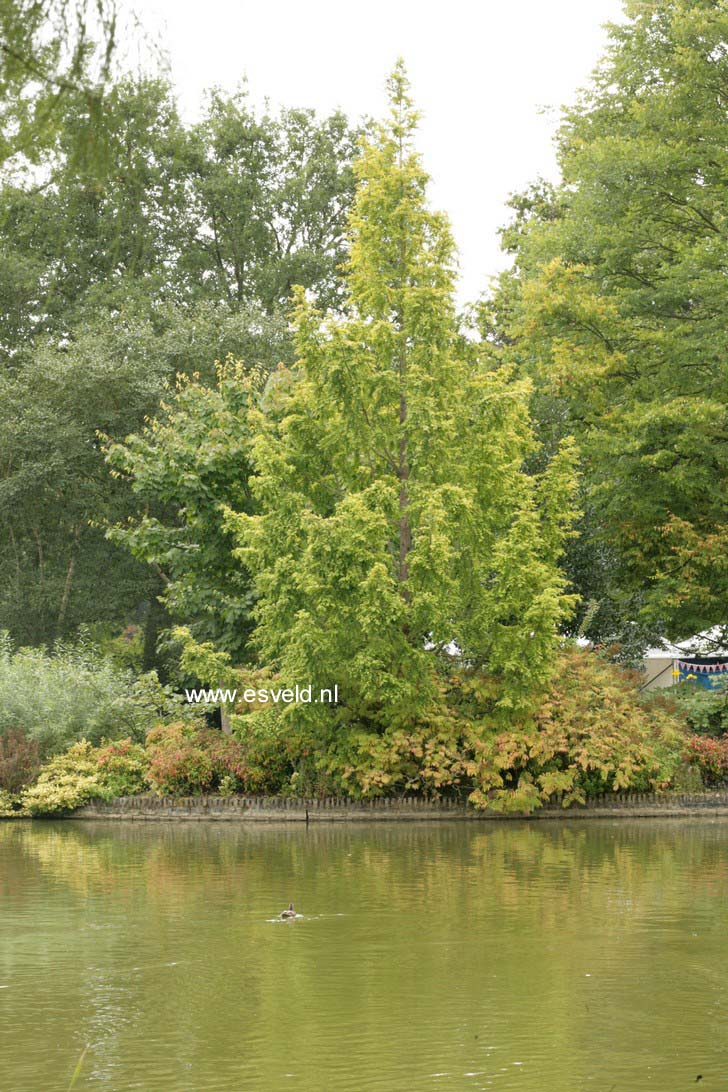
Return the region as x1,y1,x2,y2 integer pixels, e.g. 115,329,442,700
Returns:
642,627,728,691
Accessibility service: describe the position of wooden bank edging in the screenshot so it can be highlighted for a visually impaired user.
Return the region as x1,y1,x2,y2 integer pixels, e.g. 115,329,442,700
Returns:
66,790,728,823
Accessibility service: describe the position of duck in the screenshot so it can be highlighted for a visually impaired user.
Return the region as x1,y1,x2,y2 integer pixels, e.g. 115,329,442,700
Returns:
280,902,296,919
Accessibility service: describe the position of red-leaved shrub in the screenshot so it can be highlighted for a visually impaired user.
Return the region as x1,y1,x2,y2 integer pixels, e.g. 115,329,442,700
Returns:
198,730,250,784
144,722,250,796
684,735,728,787
0,728,40,793
95,738,148,797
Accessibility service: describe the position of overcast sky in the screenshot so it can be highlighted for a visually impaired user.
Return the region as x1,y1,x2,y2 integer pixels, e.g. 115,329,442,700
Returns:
141,0,626,304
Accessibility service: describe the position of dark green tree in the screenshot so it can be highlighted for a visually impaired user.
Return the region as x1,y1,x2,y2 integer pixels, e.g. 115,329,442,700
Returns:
180,88,359,312
495,0,728,644
0,74,359,651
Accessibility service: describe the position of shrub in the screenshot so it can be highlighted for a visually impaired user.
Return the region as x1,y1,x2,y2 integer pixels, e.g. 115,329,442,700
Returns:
145,722,215,796
670,761,705,793
664,681,728,738
145,722,256,796
21,741,110,816
323,648,686,811
231,708,300,794
198,730,249,787
95,738,148,797
683,735,728,787
0,728,40,792
0,788,23,816
464,648,685,812
15,737,148,816
327,720,469,800
85,623,145,671
0,631,197,756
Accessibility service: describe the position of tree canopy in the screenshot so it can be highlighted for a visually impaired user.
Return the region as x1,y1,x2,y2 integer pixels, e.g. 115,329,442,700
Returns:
0,0,120,166
225,62,578,735
0,73,359,650
494,0,728,646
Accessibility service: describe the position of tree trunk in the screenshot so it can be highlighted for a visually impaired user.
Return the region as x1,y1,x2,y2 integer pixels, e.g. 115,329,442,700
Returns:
398,391,411,595
395,113,412,607
220,705,232,735
142,590,165,673
56,525,81,636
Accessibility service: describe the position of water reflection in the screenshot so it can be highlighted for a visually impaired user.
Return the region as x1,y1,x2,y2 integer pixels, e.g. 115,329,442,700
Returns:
1,818,727,1090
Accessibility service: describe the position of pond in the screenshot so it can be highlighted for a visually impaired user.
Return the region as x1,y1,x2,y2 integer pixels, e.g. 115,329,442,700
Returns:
1,818,727,1091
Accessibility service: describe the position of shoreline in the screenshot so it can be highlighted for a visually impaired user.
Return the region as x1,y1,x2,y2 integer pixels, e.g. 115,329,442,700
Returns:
4,790,728,823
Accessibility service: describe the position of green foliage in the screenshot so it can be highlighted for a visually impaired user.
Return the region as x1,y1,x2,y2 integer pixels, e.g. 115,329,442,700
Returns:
85,623,145,671
669,761,705,794
323,648,685,811
11,725,255,813
0,0,119,166
105,365,266,660
95,737,148,797
0,726,39,792
170,627,238,692
326,718,470,800
465,648,685,812
1,75,357,362
144,721,251,796
229,63,578,741
0,787,23,816
0,631,192,755
15,734,148,816
183,89,360,313
0,73,358,657
22,735,151,816
0,293,292,648
664,681,728,738
7,648,690,813
0,303,174,645
21,740,108,815
683,735,728,787
495,0,728,641
231,707,305,795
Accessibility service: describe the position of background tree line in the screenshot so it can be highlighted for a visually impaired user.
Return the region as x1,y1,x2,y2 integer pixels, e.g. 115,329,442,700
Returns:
0,64,360,657
485,0,727,654
1,0,725,679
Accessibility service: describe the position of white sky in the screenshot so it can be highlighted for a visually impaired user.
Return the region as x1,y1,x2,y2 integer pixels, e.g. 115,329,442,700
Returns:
140,0,626,304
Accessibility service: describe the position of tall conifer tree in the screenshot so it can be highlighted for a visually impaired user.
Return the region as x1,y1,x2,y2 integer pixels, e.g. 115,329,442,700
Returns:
229,63,578,731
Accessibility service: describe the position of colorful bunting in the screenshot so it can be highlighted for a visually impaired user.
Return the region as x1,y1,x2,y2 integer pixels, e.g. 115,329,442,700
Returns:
677,660,728,673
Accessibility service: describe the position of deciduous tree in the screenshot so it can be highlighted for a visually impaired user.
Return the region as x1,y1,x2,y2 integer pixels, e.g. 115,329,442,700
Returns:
497,0,728,643
228,64,578,735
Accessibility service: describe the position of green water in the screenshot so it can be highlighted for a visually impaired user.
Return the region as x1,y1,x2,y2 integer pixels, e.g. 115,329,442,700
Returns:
1,819,727,1091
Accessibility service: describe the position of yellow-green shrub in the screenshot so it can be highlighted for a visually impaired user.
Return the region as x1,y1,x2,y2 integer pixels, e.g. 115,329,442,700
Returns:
22,741,110,816
0,788,23,816
465,648,685,812
325,648,686,812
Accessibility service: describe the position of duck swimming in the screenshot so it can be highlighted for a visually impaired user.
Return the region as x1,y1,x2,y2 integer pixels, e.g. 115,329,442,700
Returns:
280,902,296,919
